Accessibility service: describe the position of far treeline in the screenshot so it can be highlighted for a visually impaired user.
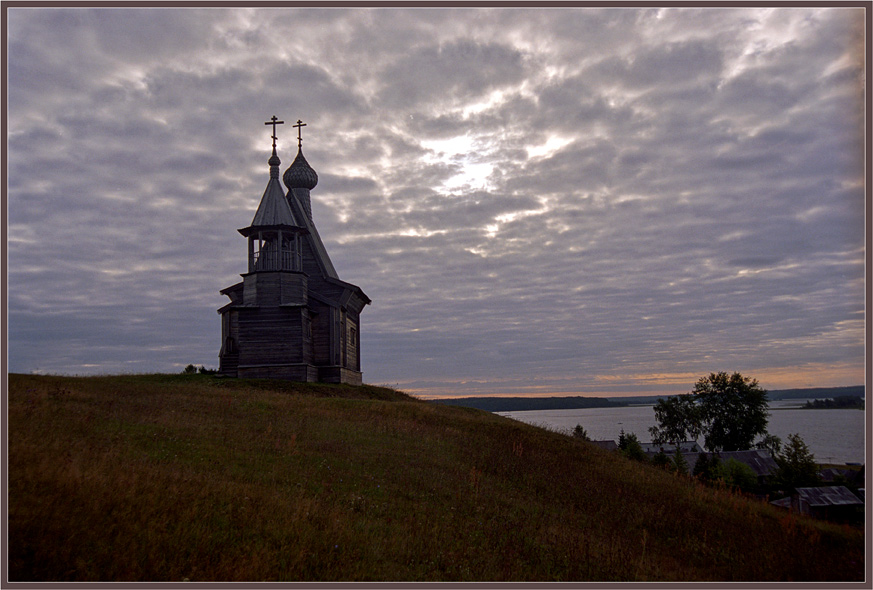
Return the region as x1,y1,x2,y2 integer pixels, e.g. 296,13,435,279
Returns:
430,396,626,412
767,385,865,401
803,395,864,410
435,385,865,412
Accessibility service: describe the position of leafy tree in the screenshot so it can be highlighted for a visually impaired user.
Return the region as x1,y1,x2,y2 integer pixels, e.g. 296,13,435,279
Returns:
182,364,198,374
651,372,769,453
649,394,702,445
755,433,782,456
694,372,769,452
572,424,590,441
773,433,820,490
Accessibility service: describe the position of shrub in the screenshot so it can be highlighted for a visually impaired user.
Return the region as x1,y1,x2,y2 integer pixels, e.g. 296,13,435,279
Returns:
181,364,217,375
716,458,758,492
693,453,728,485
652,451,671,469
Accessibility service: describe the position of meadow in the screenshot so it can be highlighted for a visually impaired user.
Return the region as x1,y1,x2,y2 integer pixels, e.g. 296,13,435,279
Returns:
7,373,866,582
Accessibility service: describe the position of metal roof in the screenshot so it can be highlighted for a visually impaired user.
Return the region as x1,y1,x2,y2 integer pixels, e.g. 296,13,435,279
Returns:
641,441,703,454
795,486,862,507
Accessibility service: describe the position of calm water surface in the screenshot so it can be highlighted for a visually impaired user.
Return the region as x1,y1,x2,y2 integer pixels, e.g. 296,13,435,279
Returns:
496,400,866,464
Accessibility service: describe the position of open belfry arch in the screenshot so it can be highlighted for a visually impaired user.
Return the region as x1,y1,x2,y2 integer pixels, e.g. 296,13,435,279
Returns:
218,117,370,384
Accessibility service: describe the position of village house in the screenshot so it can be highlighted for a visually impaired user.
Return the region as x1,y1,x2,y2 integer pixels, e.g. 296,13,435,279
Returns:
635,444,778,484
217,117,370,384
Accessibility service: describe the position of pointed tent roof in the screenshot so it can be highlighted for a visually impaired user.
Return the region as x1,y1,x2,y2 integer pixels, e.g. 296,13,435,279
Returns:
250,173,299,227
239,148,304,236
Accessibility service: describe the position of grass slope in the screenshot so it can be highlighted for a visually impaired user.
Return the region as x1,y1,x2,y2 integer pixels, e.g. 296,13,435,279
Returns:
7,374,865,582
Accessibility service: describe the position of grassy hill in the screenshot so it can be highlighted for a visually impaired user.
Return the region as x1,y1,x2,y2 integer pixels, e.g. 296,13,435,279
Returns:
7,374,865,582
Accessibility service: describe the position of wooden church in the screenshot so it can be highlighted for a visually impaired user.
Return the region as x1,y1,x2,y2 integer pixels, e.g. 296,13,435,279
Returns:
217,117,370,384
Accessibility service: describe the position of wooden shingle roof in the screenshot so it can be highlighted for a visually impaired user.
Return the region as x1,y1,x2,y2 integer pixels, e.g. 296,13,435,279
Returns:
287,187,340,280
283,148,319,190
244,149,302,232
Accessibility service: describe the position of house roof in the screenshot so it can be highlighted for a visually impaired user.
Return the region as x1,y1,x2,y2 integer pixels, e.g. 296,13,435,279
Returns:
770,497,792,509
219,282,243,296
641,441,703,454
795,486,862,507
819,468,853,482
715,450,778,478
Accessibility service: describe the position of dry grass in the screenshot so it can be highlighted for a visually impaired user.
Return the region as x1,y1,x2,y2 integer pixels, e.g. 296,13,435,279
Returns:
7,373,865,581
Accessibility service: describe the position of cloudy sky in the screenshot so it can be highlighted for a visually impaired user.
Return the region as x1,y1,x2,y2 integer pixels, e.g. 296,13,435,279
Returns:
6,6,867,398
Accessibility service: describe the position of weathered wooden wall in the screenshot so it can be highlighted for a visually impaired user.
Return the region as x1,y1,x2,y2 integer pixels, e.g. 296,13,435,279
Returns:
237,306,304,367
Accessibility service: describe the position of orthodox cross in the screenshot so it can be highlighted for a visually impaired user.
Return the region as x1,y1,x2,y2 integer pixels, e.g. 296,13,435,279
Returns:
265,115,284,149
293,119,307,148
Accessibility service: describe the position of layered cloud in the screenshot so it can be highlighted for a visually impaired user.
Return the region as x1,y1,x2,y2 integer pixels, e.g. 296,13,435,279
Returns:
6,7,866,396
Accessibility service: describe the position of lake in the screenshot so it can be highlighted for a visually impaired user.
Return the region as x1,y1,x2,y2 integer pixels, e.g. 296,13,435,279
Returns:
496,400,866,464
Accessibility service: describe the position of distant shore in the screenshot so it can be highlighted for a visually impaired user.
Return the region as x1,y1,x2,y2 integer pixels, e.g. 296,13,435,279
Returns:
432,385,865,413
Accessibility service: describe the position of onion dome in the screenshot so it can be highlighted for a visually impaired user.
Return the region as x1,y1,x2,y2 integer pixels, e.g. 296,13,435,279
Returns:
283,149,319,190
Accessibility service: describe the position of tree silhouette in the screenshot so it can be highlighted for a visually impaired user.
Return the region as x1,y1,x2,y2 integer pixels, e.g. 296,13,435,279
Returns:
773,433,820,490
650,372,770,452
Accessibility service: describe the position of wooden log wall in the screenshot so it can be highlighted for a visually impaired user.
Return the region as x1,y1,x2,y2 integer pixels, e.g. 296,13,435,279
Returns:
237,306,304,366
